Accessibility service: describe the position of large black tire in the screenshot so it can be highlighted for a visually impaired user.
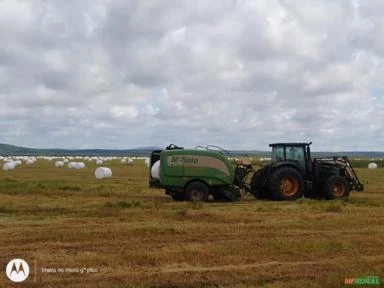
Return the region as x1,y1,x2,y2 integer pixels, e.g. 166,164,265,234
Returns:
324,176,350,200
269,167,304,201
250,168,268,198
184,181,209,202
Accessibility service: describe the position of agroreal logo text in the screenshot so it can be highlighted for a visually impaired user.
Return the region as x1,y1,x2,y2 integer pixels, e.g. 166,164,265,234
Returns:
344,276,381,285
5,259,30,283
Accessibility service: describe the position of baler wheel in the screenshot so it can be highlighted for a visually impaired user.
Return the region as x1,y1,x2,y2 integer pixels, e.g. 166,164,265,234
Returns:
184,181,209,202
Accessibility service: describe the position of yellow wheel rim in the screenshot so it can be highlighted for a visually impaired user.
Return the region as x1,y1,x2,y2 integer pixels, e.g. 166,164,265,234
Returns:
332,183,345,197
280,177,299,197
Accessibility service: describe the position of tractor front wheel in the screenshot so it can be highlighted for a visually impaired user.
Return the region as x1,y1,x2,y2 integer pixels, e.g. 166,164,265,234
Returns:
184,181,209,202
269,167,304,201
324,176,350,200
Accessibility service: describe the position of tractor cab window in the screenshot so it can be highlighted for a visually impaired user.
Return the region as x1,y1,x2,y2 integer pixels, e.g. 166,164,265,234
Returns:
271,147,284,162
286,146,305,169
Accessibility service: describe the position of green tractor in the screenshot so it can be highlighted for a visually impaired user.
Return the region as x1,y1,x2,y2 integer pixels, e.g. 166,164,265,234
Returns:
249,142,364,200
148,143,364,202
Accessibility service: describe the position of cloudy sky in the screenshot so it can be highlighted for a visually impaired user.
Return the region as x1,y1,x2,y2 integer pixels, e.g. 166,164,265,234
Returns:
1,0,383,151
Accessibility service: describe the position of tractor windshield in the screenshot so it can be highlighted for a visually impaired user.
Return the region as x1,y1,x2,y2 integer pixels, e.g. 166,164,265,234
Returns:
271,145,306,170
286,146,305,169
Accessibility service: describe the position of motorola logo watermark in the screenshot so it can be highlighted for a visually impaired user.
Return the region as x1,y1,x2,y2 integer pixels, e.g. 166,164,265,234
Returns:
5,259,30,283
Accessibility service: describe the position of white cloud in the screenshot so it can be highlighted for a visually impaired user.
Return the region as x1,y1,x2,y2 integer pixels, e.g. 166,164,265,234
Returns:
0,0,383,151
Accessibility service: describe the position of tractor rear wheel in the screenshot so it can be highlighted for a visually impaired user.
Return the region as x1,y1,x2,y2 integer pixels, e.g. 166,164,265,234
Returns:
184,181,209,202
269,167,304,201
324,176,350,200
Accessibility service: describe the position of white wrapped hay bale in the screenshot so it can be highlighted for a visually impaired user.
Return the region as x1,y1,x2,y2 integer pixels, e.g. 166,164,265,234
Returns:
368,162,378,169
95,167,112,179
127,157,134,164
68,162,85,169
121,158,127,164
55,161,64,167
68,162,76,169
77,162,85,169
14,160,22,166
25,159,34,165
3,161,15,170
151,160,160,179
96,159,103,165
144,158,150,167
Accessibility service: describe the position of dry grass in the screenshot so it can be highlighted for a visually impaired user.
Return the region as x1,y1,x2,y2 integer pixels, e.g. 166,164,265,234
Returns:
0,160,383,287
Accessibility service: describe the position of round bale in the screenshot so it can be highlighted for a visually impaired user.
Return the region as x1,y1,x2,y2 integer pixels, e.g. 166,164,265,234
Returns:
368,162,378,169
151,160,160,179
3,161,16,170
77,162,85,169
55,161,64,167
95,167,112,179
68,162,77,169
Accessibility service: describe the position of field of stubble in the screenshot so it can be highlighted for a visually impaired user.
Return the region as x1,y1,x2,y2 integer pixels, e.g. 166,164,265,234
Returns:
0,159,383,288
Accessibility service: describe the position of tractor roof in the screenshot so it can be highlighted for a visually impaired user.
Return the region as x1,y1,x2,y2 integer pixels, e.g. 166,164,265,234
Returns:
269,142,312,147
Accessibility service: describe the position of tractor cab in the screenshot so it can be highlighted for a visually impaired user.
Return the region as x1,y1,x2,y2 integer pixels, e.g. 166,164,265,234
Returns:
270,142,312,175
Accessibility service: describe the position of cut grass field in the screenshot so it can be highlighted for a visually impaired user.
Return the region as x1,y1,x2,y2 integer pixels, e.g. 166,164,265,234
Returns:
0,160,383,287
